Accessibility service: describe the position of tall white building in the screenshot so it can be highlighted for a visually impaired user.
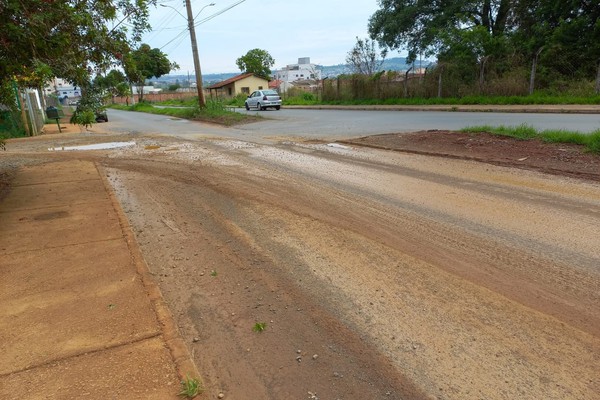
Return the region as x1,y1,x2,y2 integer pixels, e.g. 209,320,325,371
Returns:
273,57,322,83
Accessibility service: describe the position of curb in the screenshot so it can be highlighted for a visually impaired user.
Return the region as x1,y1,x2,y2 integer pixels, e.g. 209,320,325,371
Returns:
96,163,202,385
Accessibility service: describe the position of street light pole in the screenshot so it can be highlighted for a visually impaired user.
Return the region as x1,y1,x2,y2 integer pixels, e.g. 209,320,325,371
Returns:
184,0,207,108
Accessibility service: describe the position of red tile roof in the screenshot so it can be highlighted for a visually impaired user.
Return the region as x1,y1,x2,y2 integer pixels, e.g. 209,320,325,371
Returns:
207,73,257,89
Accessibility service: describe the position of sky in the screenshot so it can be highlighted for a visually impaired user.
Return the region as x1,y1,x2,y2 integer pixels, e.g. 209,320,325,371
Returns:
141,0,390,75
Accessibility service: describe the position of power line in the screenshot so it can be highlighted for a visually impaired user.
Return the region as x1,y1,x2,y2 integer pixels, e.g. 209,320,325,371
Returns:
195,0,246,26
157,0,248,52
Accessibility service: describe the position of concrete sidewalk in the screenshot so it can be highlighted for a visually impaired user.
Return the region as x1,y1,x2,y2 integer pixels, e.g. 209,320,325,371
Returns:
0,160,198,399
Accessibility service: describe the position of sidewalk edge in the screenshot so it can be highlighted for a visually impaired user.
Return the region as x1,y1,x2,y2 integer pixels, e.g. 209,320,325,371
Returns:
95,163,201,383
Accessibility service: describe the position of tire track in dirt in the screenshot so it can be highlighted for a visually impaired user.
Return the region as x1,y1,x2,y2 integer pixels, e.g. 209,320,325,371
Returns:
101,137,599,399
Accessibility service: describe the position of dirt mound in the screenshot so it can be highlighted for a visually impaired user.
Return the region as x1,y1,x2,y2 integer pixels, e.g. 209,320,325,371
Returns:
343,130,600,182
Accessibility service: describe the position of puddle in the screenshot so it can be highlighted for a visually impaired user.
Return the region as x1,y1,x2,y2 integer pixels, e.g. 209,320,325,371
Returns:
48,141,136,151
327,143,350,149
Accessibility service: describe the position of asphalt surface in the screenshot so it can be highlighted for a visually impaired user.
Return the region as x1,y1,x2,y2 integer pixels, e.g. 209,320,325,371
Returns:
104,104,600,142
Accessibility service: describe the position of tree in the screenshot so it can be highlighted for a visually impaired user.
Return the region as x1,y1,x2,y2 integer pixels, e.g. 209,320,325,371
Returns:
123,44,178,101
346,37,387,76
94,70,129,103
236,49,275,80
0,0,153,109
368,0,513,63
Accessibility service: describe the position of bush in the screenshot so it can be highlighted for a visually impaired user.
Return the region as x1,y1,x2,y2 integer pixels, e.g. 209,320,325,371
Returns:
70,110,96,127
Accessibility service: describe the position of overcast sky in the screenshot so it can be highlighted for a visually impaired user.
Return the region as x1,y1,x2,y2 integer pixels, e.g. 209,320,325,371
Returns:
141,0,393,75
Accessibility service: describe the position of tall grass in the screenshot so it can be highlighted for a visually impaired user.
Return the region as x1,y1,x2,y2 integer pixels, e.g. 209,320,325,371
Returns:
462,124,600,154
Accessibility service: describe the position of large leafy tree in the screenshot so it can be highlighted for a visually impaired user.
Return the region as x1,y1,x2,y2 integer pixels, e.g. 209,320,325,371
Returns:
369,0,600,93
236,49,275,80
368,0,514,63
0,0,155,107
94,70,130,102
123,44,178,101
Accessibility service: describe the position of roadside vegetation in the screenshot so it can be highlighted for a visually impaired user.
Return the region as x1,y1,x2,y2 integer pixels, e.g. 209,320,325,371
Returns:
462,125,600,154
109,100,260,126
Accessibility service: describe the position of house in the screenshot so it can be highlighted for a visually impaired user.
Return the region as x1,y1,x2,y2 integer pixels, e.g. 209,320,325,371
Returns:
207,73,270,98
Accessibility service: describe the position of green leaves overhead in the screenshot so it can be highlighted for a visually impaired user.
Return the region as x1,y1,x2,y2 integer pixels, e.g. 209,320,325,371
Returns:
0,0,155,89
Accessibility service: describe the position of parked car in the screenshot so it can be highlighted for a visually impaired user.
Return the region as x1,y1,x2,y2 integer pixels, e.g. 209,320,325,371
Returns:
95,109,108,122
245,90,281,111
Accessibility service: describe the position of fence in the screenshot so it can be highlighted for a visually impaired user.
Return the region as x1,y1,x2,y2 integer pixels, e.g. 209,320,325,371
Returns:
112,92,197,104
322,73,434,102
0,90,45,137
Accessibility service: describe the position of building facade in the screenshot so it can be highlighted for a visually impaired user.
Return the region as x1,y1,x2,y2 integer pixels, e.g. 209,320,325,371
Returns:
207,73,270,98
273,57,322,84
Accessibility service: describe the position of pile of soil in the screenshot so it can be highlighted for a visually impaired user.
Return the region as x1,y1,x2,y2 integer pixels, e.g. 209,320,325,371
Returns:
343,130,600,182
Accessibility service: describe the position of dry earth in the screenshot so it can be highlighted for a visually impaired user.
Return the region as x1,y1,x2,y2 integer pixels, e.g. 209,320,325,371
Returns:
1,130,599,400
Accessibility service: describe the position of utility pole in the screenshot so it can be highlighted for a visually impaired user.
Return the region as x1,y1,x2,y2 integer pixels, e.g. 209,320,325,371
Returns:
185,0,206,108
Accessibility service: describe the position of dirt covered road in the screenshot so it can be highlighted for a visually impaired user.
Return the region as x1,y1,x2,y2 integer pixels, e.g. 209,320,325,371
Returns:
2,130,599,399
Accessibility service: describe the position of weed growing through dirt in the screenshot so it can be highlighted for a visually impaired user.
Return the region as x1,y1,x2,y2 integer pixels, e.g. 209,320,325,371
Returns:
210,270,218,277
178,375,203,398
253,322,267,332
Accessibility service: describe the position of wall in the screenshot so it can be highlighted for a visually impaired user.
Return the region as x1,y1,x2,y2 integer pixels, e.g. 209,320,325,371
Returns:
233,76,270,94
112,92,198,104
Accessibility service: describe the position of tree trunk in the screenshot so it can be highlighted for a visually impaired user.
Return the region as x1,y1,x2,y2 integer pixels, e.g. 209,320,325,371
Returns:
404,66,413,98
596,60,600,95
438,70,443,98
479,56,489,93
529,47,544,95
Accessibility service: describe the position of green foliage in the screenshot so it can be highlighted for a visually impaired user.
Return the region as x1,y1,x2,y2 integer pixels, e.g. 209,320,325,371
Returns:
95,70,130,102
236,49,275,80
110,101,257,126
70,110,96,128
124,44,179,101
178,375,202,398
0,0,153,91
283,89,318,105
368,0,600,94
168,84,181,92
252,322,267,332
587,132,600,154
462,125,600,154
224,93,251,108
0,109,26,138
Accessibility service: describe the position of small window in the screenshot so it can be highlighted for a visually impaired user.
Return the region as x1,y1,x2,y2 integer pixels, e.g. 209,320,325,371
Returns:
241,87,250,94
258,86,263,90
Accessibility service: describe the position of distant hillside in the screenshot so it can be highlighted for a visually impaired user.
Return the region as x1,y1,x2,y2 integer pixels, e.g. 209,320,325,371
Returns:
154,57,433,85
319,57,433,77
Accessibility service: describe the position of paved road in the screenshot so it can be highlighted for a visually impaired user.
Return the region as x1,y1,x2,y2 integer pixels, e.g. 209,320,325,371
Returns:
105,107,600,141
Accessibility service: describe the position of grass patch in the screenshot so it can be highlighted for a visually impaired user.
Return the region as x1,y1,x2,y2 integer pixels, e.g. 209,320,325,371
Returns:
462,124,600,154
178,375,203,398
109,100,259,126
252,322,267,332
